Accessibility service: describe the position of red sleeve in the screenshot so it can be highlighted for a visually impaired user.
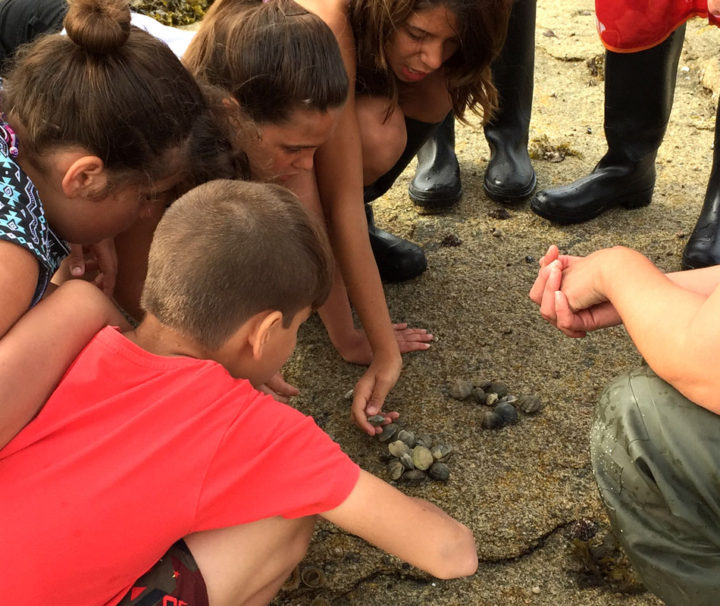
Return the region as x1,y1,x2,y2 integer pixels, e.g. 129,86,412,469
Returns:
193,392,360,531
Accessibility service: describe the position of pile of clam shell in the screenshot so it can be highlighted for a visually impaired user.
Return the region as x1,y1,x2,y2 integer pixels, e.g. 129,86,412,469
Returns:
367,416,453,484
448,379,543,430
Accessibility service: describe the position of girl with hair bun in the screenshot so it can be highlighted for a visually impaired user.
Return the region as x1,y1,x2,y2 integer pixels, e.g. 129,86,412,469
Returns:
0,0,231,338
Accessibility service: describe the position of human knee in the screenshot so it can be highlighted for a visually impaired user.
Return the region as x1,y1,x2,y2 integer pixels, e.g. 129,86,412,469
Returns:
357,98,407,184
282,516,317,568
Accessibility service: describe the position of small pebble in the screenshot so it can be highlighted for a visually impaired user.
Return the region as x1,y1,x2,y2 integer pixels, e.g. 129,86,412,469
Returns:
378,423,399,442
343,388,354,401
399,453,415,470
531,586,541,595
449,378,474,400
388,440,410,458
481,409,503,430
428,461,450,482
495,401,519,425
397,430,416,448
412,445,434,471
402,469,426,483
367,414,386,427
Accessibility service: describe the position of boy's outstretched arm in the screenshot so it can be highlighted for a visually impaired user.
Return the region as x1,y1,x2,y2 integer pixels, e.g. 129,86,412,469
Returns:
0,280,128,449
321,470,478,579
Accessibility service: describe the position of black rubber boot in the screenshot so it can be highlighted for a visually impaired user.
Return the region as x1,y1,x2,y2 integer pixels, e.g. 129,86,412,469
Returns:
363,117,438,282
408,111,461,211
483,0,537,203
682,102,720,269
531,26,685,224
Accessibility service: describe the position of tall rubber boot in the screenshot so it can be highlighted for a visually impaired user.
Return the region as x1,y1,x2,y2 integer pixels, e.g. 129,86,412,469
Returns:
483,0,537,203
682,101,720,269
530,25,685,224
363,117,438,282
408,111,461,211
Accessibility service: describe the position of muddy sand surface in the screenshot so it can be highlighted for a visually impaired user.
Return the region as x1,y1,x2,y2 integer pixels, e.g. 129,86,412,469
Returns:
183,1,719,604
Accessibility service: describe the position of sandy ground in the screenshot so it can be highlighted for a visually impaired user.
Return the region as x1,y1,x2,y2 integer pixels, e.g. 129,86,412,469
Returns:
269,2,720,605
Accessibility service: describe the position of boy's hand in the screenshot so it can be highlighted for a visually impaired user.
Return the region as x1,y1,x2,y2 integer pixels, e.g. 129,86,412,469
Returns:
351,352,401,435
259,372,300,403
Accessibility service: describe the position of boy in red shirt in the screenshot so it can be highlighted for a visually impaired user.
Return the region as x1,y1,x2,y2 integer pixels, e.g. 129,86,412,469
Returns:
0,179,477,606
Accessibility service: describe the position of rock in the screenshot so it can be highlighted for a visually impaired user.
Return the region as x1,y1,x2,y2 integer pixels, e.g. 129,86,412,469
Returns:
449,378,474,400
377,423,399,442
388,440,410,458
495,401,519,425
428,461,450,481
412,445,434,470
397,429,416,448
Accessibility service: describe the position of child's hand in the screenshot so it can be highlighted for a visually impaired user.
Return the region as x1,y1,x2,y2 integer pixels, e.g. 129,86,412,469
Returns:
259,372,300,403
337,324,433,365
61,239,118,296
351,351,401,435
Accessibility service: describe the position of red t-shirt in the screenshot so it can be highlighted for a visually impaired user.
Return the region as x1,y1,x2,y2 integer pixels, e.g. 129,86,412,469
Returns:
0,327,360,605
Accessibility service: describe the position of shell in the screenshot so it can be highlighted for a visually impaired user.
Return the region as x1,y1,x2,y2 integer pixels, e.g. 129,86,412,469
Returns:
402,469,427,483
388,440,410,458
472,387,487,405
485,392,499,406
387,459,405,481
488,382,509,398
412,445,434,471
300,566,326,588
498,394,518,405
431,444,452,460
367,414,386,427
399,453,415,470
415,433,433,449
481,409,504,429
378,423,399,442
494,401,519,425
517,394,543,414
397,429,416,448
449,378,474,400
428,461,450,482
343,388,354,401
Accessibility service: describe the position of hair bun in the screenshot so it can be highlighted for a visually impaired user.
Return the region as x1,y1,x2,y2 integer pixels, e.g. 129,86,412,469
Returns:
64,0,131,54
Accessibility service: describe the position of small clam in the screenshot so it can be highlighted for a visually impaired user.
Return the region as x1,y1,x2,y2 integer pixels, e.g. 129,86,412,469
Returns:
485,392,499,406
494,401,519,425
498,394,518,405
399,452,415,469
488,382,509,398
387,459,405,481
301,566,326,588
378,422,399,442
388,440,410,458
481,409,503,429
397,429,416,448
402,469,427,483
367,414,386,427
428,461,450,482
449,378,474,400
517,394,543,414
431,444,452,460
412,445,434,471
415,433,433,449
472,387,487,405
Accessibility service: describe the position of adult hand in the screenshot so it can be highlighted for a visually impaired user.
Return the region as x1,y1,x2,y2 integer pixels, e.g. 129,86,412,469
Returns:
259,371,300,403
351,351,401,435
65,239,118,296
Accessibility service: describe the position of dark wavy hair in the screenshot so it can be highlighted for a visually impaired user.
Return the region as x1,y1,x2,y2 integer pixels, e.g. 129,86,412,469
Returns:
350,0,512,122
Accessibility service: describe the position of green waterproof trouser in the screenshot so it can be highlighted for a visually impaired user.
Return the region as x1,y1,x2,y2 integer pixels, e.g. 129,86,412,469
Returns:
590,365,720,606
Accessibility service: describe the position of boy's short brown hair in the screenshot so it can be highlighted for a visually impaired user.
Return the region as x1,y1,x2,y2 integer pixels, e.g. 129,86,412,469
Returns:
141,180,333,350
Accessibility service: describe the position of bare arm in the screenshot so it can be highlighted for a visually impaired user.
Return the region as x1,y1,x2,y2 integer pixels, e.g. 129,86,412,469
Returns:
297,0,404,434
321,470,478,579
557,246,720,413
0,241,39,338
0,280,129,448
